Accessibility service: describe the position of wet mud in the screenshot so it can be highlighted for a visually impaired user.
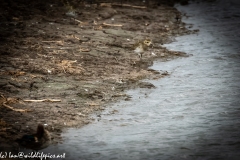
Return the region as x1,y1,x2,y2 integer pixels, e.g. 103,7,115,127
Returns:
0,0,196,153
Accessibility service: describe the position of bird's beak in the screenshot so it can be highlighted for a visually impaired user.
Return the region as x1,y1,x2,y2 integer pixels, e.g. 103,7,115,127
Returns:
149,43,153,48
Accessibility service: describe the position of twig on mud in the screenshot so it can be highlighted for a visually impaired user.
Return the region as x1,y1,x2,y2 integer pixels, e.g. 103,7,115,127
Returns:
72,18,83,24
99,3,112,7
1,71,26,77
0,95,31,113
29,74,43,79
102,22,123,27
93,20,98,25
62,66,67,73
97,46,109,49
79,47,91,52
111,3,147,9
42,41,63,43
23,99,61,102
85,102,100,106
2,103,31,112
77,112,86,117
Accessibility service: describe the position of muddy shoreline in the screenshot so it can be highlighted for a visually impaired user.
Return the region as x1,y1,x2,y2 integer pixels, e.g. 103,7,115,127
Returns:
0,0,197,154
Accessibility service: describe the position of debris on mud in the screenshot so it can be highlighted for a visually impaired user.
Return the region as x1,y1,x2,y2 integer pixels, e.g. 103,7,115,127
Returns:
0,0,196,153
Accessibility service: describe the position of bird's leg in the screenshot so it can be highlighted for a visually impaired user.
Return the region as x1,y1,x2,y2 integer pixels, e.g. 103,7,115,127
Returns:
139,53,143,59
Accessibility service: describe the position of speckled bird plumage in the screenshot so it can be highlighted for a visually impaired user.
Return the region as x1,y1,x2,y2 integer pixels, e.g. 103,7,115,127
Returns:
133,39,152,58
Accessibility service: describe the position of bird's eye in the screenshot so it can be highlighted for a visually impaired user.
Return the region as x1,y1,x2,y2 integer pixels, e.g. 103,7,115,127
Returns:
144,40,151,46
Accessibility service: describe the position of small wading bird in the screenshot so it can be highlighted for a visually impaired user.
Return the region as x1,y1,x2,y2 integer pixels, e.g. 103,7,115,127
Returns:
16,124,51,151
133,39,152,59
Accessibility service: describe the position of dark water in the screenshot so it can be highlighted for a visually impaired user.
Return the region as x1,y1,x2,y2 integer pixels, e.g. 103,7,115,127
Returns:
39,0,240,159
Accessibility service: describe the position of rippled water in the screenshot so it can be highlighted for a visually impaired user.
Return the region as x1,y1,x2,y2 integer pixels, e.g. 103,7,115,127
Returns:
42,1,240,159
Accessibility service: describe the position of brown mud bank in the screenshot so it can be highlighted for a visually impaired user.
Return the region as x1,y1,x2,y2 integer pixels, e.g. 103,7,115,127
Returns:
0,0,197,153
